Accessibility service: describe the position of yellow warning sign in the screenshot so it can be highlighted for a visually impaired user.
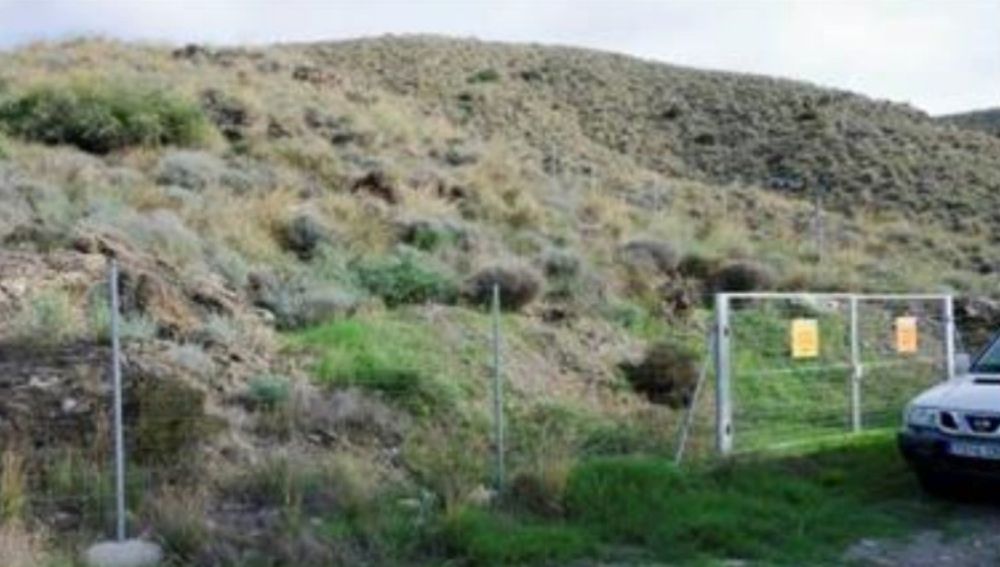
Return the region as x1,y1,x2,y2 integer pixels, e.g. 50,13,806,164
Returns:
896,316,918,354
791,319,820,359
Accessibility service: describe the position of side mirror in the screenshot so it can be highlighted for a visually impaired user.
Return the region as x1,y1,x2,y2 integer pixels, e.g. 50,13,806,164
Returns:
955,353,971,376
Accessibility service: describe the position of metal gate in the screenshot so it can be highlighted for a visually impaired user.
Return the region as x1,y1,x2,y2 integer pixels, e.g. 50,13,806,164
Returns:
713,293,955,454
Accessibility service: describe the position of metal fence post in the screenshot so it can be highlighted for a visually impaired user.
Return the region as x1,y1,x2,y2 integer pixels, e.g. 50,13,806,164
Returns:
675,329,715,465
944,295,956,381
491,283,505,492
109,260,126,541
849,295,862,433
714,294,732,455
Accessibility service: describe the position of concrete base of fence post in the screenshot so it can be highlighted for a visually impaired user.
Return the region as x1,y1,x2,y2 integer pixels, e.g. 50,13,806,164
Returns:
83,540,163,567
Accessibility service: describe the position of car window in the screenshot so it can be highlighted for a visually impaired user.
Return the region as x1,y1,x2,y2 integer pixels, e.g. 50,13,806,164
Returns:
972,336,1000,374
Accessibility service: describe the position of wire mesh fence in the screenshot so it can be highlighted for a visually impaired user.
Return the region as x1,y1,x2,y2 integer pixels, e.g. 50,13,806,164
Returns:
0,260,972,560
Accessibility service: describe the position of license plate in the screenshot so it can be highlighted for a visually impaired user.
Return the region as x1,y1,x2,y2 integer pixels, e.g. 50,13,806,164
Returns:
949,441,1000,460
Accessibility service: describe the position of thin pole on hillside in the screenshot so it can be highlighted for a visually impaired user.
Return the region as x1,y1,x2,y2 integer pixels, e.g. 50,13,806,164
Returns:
813,177,827,264
491,283,506,492
109,259,127,542
674,329,715,465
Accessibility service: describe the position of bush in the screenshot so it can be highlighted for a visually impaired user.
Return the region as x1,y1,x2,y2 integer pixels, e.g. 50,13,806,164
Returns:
279,212,332,260
678,251,720,280
710,260,776,292
620,340,700,408
10,288,81,346
154,150,225,190
355,251,458,307
396,217,466,252
542,249,581,280
619,239,679,275
0,81,211,154
246,374,292,411
0,133,8,159
132,378,223,465
248,272,360,330
464,265,543,311
467,68,502,83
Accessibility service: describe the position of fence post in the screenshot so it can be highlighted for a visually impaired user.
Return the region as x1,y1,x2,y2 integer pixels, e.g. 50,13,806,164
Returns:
849,295,862,433
491,283,505,492
108,260,126,542
714,294,732,455
943,296,956,381
675,329,715,465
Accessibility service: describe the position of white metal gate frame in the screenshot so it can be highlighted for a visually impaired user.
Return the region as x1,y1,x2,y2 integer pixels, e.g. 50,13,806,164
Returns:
713,292,956,455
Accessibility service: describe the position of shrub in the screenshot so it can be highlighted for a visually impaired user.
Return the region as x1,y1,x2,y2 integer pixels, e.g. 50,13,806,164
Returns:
710,260,776,292
200,88,253,143
396,217,466,252
121,209,204,267
87,287,158,343
154,150,225,190
620,340,700,408
166,343,215,376
507,469,568,519
467,68,502,83
355,251,458,307
542,249,581,280
404,424,490,512
279,212,332,260
132,378,222,465
0,133,8,159
10,288,81,346
0,81,211,154
142,487,209,561
247,374,292,411
464,265,542,311
678,251,720,280
247,271,360,330
619,239,680,275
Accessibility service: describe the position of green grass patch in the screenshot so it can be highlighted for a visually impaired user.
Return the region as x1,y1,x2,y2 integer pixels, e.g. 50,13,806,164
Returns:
564,434,952,565
436,435,950,565
0,80,211,154
293,315,466,415
443,508,593,566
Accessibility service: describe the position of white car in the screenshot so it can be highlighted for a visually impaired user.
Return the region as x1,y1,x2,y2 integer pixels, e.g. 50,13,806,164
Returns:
899,343,1000,493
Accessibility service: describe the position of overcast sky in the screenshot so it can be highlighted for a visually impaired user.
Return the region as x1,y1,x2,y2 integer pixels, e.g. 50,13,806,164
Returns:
0,0,997,115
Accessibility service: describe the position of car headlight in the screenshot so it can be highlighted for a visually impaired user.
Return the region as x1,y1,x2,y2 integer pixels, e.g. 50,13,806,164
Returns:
906,406,938,428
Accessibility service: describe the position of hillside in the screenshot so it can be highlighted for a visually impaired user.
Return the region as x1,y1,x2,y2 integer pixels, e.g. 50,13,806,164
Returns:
1,36,1000,566
941,107,1000,138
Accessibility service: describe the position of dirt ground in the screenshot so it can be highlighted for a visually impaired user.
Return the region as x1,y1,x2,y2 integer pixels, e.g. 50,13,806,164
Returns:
845,509,1000,566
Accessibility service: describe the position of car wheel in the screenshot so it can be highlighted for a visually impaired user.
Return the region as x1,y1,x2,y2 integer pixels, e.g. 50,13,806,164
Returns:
916,470,952,497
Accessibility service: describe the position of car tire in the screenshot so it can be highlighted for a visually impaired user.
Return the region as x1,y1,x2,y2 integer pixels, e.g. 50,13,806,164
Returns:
916,470,952,497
